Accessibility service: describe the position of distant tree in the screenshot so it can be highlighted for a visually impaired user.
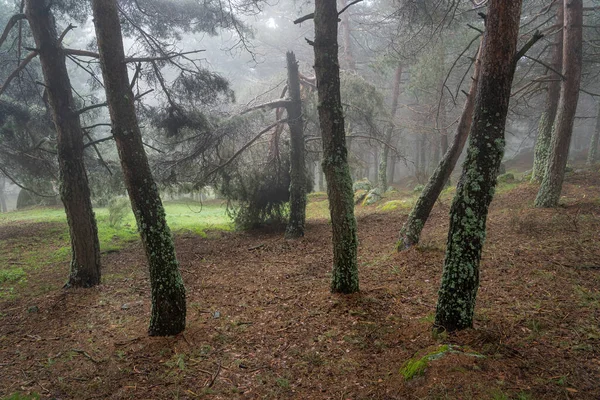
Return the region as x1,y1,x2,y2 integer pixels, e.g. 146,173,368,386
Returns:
0,173,6,212
588,102,600,165
91,0,185,336
434,0,523,332
311,0,359,293
378,63,402,192
397,40,483,250
535,0,583,208
284,51,307,239
531,2,563,183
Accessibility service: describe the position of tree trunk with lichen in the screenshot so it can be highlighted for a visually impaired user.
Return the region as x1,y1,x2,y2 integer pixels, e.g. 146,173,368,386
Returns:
379,64,402,192
535,0,582,208
92,0,185,336
314,0,359,294
588,103,600,165
25,0,101,287
434,0,522,332
397,42,482,250
285,51,307,239
532,2,563,183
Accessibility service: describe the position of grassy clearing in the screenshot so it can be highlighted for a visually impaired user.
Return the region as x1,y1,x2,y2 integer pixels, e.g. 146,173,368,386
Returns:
0,200,232,298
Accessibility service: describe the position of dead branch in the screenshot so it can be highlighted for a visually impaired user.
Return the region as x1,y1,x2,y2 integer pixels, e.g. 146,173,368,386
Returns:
294,0,364,24
241,99,291,115
0,50,38,97
0,13,26,49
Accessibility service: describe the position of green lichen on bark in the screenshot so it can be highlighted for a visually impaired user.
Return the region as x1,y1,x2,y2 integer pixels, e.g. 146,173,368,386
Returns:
531,112,553,183
434,0,522,332
313,0,359,294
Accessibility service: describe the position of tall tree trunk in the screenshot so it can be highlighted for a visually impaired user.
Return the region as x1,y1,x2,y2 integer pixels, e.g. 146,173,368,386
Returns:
587,102,600,165
25,0,101,287
338,0,356,71
397,42,483,250
434,0,522,332
379,64,402,191
532,2,564,182
91,0,186,336
535,0,583,208
285,51,307,239
314,0,359,294
0,174,7,212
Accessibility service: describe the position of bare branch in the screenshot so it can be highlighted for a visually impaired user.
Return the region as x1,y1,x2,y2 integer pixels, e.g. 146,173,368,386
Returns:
0,51,38,97
0,14,26,49
241,99,292,115
77,89,153,114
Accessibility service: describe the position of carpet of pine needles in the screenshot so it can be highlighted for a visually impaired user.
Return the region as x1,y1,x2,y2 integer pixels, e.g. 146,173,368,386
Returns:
1,169,599,399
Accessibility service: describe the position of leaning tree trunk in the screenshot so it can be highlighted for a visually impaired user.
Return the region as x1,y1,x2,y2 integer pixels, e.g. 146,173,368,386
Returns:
535,0,583,208
397,41,482,250
587,102,600,165
434,0,522,332
532,2,564,182
379,64,402,191
25,0,101,287
314,0,359,293
91,0,186,336
285,51,307,239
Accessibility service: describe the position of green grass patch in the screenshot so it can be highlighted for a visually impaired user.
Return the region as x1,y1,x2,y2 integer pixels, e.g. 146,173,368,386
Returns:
0,201,232,298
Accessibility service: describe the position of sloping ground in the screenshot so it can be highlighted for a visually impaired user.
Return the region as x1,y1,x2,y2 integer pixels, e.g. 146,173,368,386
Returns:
0,170,599,399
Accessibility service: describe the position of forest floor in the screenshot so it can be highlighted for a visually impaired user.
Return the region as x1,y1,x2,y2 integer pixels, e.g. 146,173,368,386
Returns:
1,168,599,400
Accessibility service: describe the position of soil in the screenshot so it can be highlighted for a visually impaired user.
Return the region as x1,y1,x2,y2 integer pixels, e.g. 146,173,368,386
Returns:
1,170,599,399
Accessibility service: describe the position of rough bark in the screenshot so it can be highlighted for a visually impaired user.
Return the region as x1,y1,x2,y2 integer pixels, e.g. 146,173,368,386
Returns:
285,51,307,239
25,0,101,287
314,0,359,294
532,2,564,182
434,0,522,332
535,0,583,208
397,42,482,250
379,64,402,191
91,0,186,336
587,102,600,165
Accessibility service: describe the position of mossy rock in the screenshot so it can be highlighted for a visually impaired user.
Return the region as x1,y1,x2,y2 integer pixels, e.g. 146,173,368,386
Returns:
352,178,372,192
399,344,484,381
354,190,368,205
497,173,515,183
413,184,425,193
363,188,382,206
380,200,408,212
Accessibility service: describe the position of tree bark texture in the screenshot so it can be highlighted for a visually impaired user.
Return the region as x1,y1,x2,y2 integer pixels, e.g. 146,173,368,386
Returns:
379,64,402,191
535,0,582,208
587,102,600,165
434,0,522,332
91,0,186,336
314,0,359,294
25,0,101,287
397,41,482,250
531,2,563,183
285,51,307,239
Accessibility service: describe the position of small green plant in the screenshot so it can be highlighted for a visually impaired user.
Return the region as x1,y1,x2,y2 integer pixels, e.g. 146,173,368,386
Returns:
107,197,130,228
0,268,26,284
275,377,290,389
413,184,425,193
3,393,40,400
400,357,428,380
